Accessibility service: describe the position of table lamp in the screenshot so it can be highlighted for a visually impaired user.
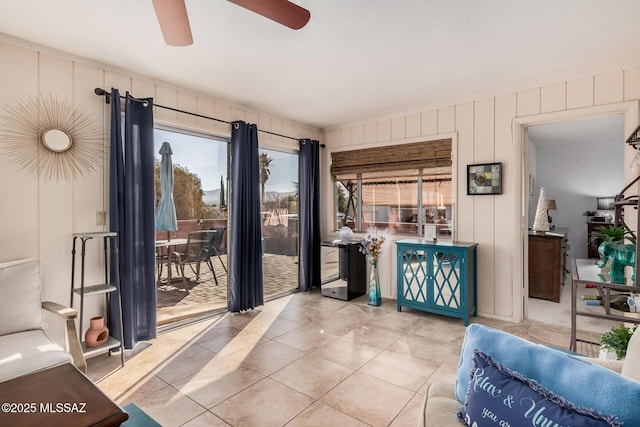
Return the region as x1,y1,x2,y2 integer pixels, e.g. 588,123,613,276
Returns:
545,199,557,229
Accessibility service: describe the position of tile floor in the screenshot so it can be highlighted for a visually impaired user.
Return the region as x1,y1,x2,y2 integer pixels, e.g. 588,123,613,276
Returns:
88,291,601,427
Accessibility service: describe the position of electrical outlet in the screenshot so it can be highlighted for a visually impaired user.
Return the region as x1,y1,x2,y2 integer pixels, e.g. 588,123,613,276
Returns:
96,211,105,226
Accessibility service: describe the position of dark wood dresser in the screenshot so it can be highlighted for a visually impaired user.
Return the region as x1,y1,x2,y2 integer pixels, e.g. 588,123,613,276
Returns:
528,228,569,303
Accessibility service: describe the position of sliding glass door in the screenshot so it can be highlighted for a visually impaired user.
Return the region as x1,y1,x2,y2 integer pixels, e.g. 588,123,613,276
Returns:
259,148,299,299
153,127,229,325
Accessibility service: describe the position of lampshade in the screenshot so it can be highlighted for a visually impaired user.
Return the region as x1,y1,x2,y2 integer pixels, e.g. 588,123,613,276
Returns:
545,199,557,210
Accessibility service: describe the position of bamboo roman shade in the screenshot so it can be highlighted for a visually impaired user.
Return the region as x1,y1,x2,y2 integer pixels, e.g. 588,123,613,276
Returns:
330,138,452,176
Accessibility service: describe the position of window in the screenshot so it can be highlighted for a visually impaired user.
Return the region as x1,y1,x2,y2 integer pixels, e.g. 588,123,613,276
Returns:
153,128,228,224
332,139,453,236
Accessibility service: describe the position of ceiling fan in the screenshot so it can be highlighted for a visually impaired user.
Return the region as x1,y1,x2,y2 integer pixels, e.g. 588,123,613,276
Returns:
151,0,311,46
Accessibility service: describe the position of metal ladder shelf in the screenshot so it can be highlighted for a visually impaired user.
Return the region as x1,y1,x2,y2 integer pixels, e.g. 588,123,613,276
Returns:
69,232,125,367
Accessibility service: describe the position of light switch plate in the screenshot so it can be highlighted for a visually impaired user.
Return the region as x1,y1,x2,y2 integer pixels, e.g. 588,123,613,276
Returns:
96,211,105,226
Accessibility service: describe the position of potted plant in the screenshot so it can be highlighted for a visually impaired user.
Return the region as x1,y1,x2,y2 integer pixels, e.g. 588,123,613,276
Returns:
599,324,637,360
589,225,632,244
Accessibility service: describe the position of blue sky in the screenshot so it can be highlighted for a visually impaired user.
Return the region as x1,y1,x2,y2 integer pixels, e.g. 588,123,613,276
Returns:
154,128,297,192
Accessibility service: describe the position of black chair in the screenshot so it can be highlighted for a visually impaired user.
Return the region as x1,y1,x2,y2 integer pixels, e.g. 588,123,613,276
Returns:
172,230,215,292
206,227,228,285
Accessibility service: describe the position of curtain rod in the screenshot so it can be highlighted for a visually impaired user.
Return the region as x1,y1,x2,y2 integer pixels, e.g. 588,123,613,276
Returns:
94,87,324,146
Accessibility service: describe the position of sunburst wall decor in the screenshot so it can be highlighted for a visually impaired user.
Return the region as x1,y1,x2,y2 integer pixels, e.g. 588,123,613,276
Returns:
0,94,103,181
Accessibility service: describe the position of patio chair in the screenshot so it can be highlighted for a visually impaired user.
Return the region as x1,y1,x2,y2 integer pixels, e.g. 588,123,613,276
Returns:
211,227,228,274
172,230,215,292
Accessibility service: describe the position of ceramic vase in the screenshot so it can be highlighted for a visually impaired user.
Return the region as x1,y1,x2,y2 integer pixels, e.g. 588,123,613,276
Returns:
368,258,381,306
85,316,109,348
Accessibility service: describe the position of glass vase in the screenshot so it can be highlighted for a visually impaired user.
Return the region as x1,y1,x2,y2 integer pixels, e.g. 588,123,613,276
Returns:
368,258,381,306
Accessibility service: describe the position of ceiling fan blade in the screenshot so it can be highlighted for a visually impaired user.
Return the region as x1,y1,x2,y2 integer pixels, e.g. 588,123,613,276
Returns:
151,0,193,46
227,0,310,30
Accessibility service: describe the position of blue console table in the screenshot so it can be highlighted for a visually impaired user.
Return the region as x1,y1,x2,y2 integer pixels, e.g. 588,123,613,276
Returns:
396,239,478,325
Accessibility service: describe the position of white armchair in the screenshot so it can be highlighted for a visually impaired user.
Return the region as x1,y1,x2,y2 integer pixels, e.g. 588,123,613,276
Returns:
0,258,86,382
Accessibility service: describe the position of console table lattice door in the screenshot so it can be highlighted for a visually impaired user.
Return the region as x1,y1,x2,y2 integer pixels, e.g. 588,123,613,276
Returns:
396,240,477,325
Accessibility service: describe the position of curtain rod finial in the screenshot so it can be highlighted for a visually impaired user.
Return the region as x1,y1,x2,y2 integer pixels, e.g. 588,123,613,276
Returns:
94,87,111,104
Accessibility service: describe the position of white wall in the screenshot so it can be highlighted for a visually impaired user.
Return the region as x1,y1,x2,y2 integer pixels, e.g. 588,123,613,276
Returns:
323,71,640,322
532,138,624,259
0,38,321,339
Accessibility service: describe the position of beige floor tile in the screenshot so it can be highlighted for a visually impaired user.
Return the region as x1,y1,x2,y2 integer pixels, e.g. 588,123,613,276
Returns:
275,304,329,324
173,364,265,408
239,312,303,339
271,353,353,399
314,336,383,369
181,411,231,426
322,371,414,427
272,324,339,351
342,323,403,349
287,401,369,427
196,328,269,356
365,311,421,333
124,381,206,426
312,314,364,336
151,343,218,385
360,349,439,392
93,359,157,403
194,324,243,343
212,378,314,426
93,289,611,426
236,340,307,376
389,392,427,427
386,333,457,364
409,316,467,343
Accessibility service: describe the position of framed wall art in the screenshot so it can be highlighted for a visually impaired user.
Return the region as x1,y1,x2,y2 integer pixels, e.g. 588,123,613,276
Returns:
467,162,502,195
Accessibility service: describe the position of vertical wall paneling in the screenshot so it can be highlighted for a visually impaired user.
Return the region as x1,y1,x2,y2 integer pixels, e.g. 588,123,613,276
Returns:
405,113,421,138
494,93,517,318
566,77,594,110
0,42,39,260
455,103,474,243
438,106,455,133
595,72,624,105
340,127,352,146
214,102,232,134
177,92,197,126
324,73,640,322
473,98,496,315
271,118,284,145
391,116,406,140
195,97,215,134
245,111,259,127
516,88,540,117
352,124,365,145
364,122,377,143
258,114,272,142
377,119,391,142
154,85,179,122
70,63,106,334
38,53,76,306
73,63,106,234
624,68,640,101
421,110,438,136
230,106,247,123
540,83,566,113
0,40,322,334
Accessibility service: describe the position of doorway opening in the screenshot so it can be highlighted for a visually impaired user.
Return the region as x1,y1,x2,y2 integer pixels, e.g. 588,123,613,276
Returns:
525,115,625,335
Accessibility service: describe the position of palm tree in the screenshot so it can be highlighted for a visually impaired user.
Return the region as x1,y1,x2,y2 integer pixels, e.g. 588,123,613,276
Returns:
219,175,226,211
259,153,273,205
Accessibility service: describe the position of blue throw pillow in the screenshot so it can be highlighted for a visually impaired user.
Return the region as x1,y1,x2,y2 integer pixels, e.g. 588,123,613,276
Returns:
457,349,621,427
456,324,640,426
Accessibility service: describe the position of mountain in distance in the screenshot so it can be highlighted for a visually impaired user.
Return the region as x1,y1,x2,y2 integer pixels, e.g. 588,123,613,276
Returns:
202,189,294,205
203,189,220,206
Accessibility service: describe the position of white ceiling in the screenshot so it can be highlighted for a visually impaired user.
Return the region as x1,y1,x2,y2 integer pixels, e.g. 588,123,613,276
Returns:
1,0,640,130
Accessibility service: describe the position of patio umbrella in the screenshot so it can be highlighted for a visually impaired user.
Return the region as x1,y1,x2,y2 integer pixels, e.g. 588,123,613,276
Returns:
155,141,178,240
